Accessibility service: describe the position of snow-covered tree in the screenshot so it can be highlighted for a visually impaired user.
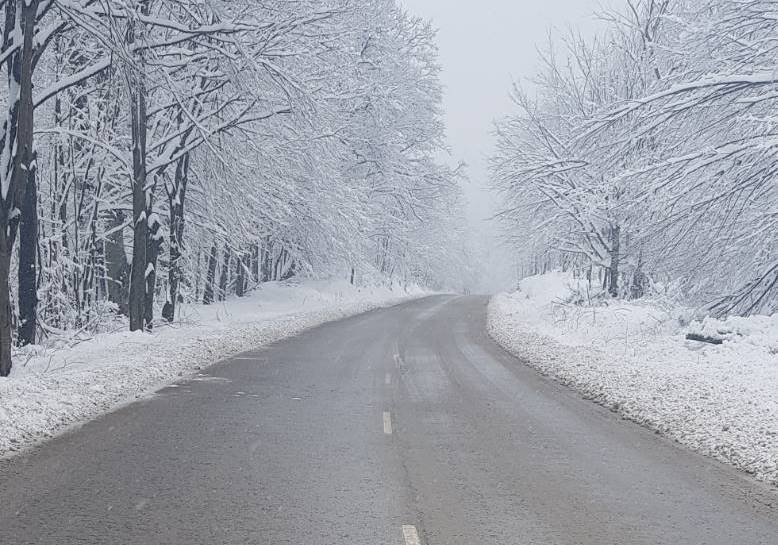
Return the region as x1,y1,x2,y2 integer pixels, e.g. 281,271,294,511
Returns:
0,0,465,375
492,0,777,316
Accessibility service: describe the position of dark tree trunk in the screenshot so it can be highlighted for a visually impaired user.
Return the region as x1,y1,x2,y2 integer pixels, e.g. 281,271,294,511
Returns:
236,253,247,297
51,69,69,326
280,251,296,281
251,244,259,284
0,245,12,376
203,244,218,305
80,175,104,318
0,0,40,374
194,249,201,302
260,237,272,282
630,252,646,300
17,149,37,346
105,210,129,315
608,224,621,298
127,0,150,332
128,102,148,331
144,216,162,330
163,154,189,322
218,247,231,301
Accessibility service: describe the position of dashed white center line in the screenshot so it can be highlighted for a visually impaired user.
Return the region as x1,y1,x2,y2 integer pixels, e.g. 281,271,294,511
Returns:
385,372,392,385
402,525,421,545
383,411,393,435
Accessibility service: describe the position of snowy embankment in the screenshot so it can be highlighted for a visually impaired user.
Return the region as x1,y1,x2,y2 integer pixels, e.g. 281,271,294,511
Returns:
0,281,425,457
488,272,778,486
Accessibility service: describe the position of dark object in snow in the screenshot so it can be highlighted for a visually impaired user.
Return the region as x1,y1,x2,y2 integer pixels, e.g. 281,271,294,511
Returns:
685,333,723,345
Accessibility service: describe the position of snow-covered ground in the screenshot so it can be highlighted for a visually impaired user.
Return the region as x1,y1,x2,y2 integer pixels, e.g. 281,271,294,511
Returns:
0,280,426,457
489,272,778,486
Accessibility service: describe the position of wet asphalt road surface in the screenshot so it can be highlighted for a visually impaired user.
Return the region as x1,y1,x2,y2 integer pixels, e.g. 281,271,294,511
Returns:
0,295,776,544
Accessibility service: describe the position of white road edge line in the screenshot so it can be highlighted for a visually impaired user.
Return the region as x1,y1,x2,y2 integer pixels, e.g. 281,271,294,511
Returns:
402,525,421,545
383,411,393,435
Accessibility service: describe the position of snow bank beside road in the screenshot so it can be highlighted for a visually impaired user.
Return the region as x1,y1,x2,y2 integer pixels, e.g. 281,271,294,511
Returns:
488,272,778,486
0,281,425,457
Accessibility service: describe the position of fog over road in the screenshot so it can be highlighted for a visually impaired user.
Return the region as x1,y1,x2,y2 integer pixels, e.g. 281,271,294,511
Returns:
0,296,776,544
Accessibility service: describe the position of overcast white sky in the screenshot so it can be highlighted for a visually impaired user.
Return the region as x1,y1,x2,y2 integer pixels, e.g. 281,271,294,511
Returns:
399,0,610,290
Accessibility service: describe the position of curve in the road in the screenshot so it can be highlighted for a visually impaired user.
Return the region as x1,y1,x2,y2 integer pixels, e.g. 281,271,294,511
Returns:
0,295,775,545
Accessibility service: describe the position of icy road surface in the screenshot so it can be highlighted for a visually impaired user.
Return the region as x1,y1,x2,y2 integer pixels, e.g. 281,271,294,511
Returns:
0,296,775,544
